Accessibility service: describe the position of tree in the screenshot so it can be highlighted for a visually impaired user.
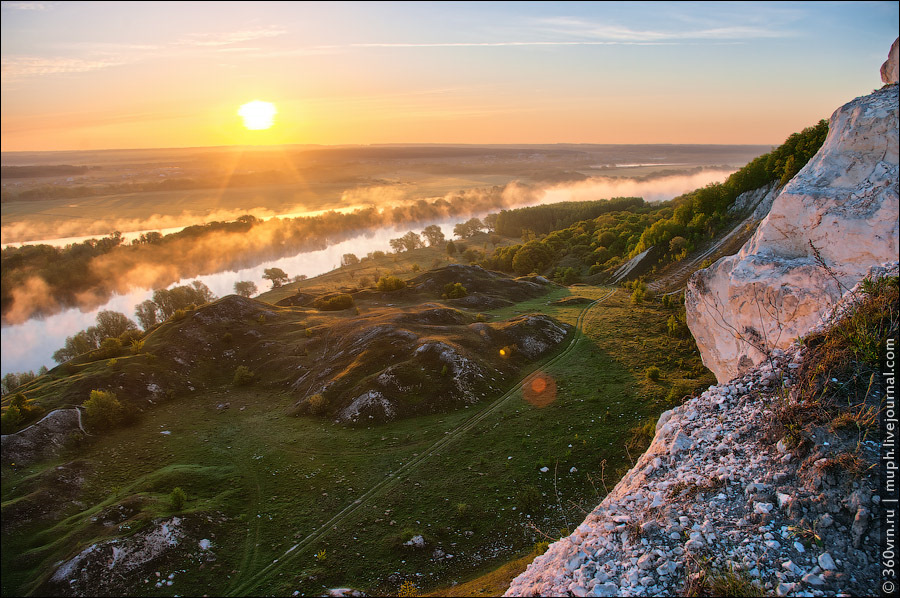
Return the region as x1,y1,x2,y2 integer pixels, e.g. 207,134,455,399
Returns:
511,242,552,275
341,253,360,267
453,217,484,239
53,330,99,364
446,240,458,256
2,371,36,395
263,267,289,289
94,310,138,340
482,213,499,233
234,281,258,298
135,299,159,330
421,225,445,247
389,231,423,253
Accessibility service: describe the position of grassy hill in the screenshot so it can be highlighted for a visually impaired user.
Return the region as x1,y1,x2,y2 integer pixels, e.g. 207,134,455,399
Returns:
1,259,713,596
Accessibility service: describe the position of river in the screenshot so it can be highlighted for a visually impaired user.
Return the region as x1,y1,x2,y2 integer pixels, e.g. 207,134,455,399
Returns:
1,168,736,377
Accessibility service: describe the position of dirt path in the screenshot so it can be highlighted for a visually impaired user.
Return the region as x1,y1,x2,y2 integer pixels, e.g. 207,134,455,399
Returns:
226,288,616,596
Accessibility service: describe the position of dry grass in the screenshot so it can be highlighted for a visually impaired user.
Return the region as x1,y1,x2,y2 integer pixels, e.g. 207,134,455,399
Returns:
777,274,898,451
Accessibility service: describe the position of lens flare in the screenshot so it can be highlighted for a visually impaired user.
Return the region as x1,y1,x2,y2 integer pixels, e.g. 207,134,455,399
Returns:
522,372,557,408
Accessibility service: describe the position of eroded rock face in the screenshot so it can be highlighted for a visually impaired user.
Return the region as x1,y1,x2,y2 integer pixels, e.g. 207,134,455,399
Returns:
686,83,899,383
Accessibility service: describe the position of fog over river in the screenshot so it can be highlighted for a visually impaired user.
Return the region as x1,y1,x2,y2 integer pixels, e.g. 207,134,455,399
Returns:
1,169,735,376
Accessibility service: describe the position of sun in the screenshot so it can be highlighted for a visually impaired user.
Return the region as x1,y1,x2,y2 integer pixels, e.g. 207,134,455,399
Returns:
238,101,277,130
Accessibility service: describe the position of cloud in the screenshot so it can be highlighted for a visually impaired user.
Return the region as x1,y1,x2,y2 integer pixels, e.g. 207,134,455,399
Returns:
1,2,47,11
533,16,793,43
3,26,287,83
350,40,672,48
177,26,287,47
1,55,125,80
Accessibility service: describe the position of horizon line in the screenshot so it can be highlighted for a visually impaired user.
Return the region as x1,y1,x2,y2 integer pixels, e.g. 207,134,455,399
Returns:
0,140,777,155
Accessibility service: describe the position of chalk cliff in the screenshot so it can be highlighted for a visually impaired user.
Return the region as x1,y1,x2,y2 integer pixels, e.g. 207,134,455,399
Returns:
685,48,898,382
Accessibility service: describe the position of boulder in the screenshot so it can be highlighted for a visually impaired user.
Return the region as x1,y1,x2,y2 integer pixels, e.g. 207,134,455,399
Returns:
882,37,898,85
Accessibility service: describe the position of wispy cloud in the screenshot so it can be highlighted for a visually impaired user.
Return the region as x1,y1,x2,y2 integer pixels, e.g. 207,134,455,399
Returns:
2,25,287,83
533,16,792,42
2,55,125,79
350,40,673,48
1,2,48,11
177,26,287,47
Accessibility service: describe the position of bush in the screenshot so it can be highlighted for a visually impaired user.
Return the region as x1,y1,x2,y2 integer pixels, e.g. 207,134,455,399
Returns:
645,366,661,382
233,365,256,386
96,337,123,360
307,394,328,415
376,275,406,292
170,487,186,511
1,404,25,434
666,382,695,405
553,266,581,285
83,390,126,430
442,282,468,299
314,293,355,311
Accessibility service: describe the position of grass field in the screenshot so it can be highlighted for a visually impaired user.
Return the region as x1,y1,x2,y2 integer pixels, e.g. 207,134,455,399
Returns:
1,278,714,597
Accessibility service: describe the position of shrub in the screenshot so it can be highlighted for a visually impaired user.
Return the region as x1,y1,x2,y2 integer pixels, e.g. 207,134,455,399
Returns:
314,293,355,311
83,390,125,430
170,487,187,511
399,580,419,597
307,394,328,415
626,418,657,453
233,365,256,386
1,404,25,434
645,366,661,382
171,308,187,321
666,382,695,405
222,332,233,344
95,337,123,360
376,275,406,292
631,286,646,305
442,282,468,299
130,338,145,354
517,484,542,513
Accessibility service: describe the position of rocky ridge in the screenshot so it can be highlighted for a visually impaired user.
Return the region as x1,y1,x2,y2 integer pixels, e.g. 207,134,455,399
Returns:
505,330,883,597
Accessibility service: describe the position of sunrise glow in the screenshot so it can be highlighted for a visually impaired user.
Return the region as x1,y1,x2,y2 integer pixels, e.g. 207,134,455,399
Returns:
238,101,277,130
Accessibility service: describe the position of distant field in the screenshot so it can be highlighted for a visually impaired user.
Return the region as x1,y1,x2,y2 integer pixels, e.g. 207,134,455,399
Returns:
1,144,767,244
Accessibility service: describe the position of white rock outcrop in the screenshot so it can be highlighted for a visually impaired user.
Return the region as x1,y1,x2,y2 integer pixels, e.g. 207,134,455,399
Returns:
882,37,898,85
685,81,898,382
506,333,885,597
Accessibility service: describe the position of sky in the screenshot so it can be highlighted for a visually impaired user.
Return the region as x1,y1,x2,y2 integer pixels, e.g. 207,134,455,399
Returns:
1,1,897,151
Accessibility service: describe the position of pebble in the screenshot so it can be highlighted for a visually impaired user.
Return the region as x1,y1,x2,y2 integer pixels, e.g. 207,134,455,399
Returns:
818,553,836,571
